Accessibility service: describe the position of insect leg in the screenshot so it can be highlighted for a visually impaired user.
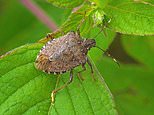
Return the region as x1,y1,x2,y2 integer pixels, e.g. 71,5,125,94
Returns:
87,57,96,81
40,29,60,43
46,33,52,39
77,64,86,81
68,70,74,84
51,70,74,103
55,74,60,89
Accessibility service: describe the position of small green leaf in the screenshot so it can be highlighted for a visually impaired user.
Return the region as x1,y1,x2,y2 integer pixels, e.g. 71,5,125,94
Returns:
48,0,84,8
0,43,117,114
52,4,95,37
121,35,154,68
104,1,154,35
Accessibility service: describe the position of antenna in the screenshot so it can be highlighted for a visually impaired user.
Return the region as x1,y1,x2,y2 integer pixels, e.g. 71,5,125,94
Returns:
94,46,120,67
92,28,103,39
92,27,108,40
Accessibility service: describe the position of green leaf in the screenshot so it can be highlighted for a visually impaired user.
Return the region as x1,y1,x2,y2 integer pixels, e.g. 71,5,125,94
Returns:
90,39,154,115
39,3,95,42
89,30,154,115
60,4,94,35
121,35,154,68
48,0,84,8
95,58,154,115
0,43,117,114
104,1,154,35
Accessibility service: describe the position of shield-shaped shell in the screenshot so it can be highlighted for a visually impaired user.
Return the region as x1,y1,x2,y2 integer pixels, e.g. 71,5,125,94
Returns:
35,31,96,74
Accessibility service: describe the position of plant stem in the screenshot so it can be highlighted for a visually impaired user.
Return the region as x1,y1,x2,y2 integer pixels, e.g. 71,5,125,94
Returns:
21,0,58,31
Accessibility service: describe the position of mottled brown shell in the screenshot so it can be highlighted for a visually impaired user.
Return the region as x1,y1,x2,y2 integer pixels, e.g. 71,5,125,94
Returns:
35,31,95,74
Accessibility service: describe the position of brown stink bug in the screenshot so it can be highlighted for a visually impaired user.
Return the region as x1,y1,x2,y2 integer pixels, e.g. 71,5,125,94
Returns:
35,31,96,103
35,30,119,103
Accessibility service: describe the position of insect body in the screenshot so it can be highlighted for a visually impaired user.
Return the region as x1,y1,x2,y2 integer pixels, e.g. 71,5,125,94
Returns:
35,31,96,103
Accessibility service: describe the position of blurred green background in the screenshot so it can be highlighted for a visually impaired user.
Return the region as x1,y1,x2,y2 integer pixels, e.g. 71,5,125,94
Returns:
0,0,154,115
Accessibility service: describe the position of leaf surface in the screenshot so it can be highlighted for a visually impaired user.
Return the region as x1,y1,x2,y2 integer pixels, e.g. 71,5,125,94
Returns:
0,42,117,115
104,1,154,35
90,33,154,115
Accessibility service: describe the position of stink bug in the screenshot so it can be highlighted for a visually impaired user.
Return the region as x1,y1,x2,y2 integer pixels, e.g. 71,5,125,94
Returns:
35,30,119,103
35,31,96,103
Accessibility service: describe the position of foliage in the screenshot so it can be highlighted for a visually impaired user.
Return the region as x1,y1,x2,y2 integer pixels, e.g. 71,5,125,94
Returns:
0,0,154,115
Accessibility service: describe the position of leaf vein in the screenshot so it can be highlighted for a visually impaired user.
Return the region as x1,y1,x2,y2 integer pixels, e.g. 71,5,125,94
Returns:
107,5,154,19
22,98,49,115
77,78,95,114
0,71,40,108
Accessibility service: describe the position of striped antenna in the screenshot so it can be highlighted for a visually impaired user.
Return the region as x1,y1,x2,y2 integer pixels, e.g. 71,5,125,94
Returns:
94,46,120,67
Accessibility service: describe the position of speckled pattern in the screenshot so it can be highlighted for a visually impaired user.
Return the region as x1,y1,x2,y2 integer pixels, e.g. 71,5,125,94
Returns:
35,31,96,74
